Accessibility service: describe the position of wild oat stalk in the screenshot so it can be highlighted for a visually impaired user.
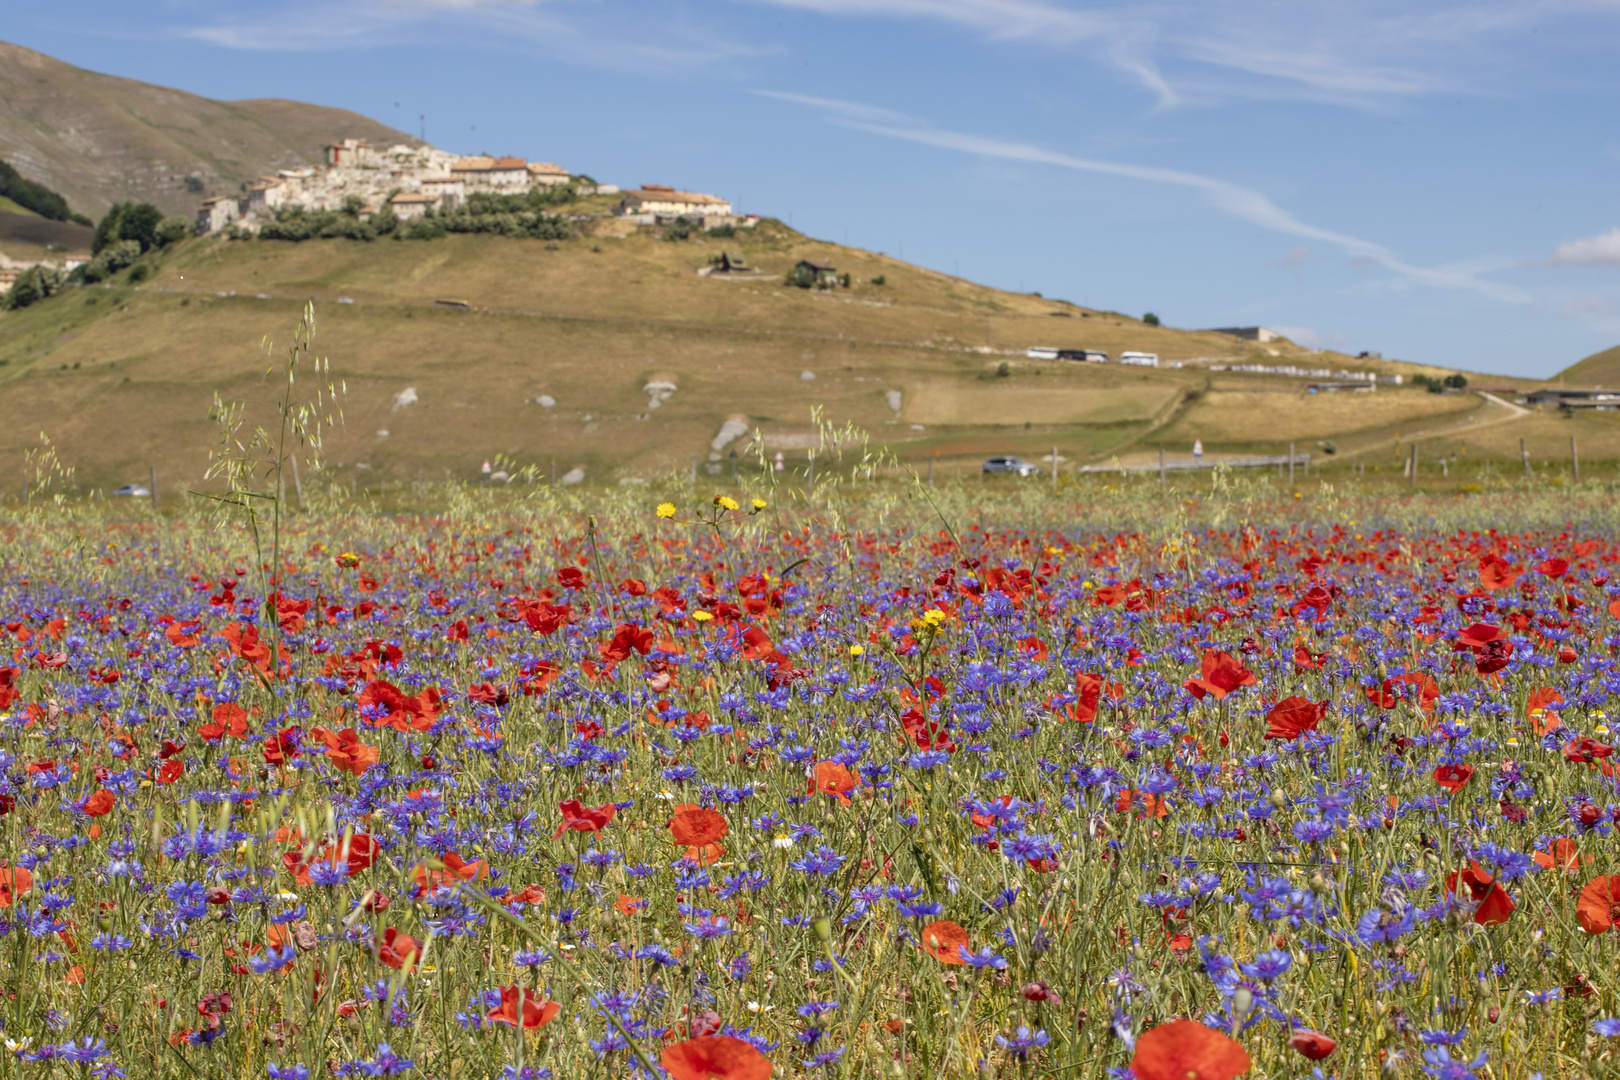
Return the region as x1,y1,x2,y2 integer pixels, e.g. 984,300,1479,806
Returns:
201,301,343,686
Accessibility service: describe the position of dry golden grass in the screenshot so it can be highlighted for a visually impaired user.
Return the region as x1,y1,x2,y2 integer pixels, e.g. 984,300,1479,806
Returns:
0,224,1570,495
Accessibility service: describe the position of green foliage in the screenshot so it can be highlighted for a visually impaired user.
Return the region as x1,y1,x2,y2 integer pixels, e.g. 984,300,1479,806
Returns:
996,361,1011,378
0,158,90,225
784,263,818,289
2,264,66,310
77,239,144,284
93,202,172,254
871,274,886,286
127,263,150,284
259,203,379,243
1143,312,1160,326
1444,373,1469,390
397,216,447,241
662,219,695,242
707,222,736,239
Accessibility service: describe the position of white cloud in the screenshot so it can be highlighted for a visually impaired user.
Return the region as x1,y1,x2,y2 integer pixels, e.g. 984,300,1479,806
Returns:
1549,227,1620,268
764,91,1527,302
743,0,1547,107
1273,246,1310,270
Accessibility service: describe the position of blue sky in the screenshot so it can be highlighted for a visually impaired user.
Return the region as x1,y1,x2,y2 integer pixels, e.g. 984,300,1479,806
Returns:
12,1,1620,376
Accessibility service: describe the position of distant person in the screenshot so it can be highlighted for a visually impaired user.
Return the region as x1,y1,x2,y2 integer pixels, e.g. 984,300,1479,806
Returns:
1193,439,1203,460
774,452,785,473
482,459,492,475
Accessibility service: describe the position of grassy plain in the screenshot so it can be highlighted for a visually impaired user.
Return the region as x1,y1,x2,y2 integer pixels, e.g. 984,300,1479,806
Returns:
0,219,1594,499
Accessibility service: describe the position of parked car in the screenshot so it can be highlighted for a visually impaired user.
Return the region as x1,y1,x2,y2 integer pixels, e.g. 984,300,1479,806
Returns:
982,456,1040,477
110,484,151,498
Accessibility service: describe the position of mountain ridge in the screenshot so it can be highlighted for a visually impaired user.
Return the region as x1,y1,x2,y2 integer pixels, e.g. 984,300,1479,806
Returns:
0,39,420,219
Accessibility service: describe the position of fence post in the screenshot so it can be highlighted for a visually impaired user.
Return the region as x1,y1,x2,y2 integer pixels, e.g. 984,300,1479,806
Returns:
1521,438,1530,477
1288,442,1295,486
807,453,815,498
1571,436,1579,486
149,464,159,513
1410,443,1418,488
928,457,934,488
1159,448,1166,486
289,454,303,508
551,459,557,488
1051,446,1058,491
689,456,697,489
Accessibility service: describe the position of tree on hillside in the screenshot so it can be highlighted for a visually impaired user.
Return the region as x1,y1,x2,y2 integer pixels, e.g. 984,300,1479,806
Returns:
0,159,92,225
1143,312,1161,326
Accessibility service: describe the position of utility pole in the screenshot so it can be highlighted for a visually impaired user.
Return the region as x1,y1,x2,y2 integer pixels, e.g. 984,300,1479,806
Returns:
1288,442,1295,486
1571,436,1580,485
1051,446,1058,491
1521,437,1530,477
1409,443,1418,489
1159,448,1166,486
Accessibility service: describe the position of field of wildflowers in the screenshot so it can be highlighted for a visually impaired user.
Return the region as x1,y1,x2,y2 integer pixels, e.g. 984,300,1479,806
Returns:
6,479,1620,1080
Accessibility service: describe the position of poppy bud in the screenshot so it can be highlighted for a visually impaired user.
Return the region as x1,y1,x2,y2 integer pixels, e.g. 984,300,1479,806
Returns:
1232,988,1254,1016
1487,1006,1500,1023
421,756,435,769
1309,874,1327,894
812,916,832,943
1579,803,1603,826
1021,981,1057,1003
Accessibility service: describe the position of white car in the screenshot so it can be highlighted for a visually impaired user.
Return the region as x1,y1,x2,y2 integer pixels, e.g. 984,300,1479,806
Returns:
982,456,1040,477
110,484,151,498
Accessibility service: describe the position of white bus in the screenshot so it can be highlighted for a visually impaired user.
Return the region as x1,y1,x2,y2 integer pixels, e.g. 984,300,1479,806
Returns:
1119,351,1159,367
1026,346,1059,360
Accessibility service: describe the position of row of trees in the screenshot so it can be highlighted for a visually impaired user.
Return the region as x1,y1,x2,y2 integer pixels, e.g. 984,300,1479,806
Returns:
0,159,91,225
5,200,189,310
238,194,575,244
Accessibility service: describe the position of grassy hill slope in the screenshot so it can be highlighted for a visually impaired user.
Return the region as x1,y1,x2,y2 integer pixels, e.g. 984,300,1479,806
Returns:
1,216,1574,497
0,39,419,219
1556,342,1620,387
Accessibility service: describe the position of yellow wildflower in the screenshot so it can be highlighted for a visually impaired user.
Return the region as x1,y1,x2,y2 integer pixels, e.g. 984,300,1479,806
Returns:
715,495,740,511
692,611,714,623
656,502,677,519
849,644,865,657
752,498,768,510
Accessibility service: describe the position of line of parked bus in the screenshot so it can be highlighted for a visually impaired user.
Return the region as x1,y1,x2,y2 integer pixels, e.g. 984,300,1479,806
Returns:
1025,347,1158,367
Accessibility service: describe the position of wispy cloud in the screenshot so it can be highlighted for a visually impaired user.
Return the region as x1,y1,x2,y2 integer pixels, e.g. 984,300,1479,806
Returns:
186,0,761,73
761,90,1529,302
1548,227,1620,268
745,0,1576,108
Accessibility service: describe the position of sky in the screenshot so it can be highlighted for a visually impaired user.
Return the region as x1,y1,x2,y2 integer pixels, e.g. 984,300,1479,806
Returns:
11,0,1620,376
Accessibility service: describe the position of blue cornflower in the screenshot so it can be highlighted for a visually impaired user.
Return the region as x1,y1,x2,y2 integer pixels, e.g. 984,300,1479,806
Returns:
349,1042,415,1076
1238,949,1292,982
796,1001,839,1018
268,1067,312,1080
961,947,1008,970
801,1048,845,1069
1419,1028,1469,1046
995,1027,1051,1059
788,846,847,876
1420,1046,1488,1080
249,945,297,975
1593,1017,1620,1037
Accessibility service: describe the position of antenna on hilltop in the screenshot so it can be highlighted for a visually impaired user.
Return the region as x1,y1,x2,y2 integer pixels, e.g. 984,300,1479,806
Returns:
420,115,426,143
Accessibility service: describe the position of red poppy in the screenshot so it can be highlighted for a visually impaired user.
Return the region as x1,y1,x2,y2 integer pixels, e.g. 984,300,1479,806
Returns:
1116,789,1171,818
660,1035,772,1080
1444,860,1515,926
1264,697,1326,741
152,760,185,785
1286,1029,1337,1061
1576,875,1620,935
1563,736,1615,764
79,790,116,817
1538,557,1569,578
485,986,561,1029
1432,763,1473,793
208,703,250,739
1184,650,1256,701
1365,672,1439,713
1478,554,1520,591
283,833,378,887
671,805,729,865
356,680,442,733
808,762,857,805
0,865,32,908
307,726,380,776
376,928,421,970
1069,672,1104,722
1292,646,1327,670
1129,1018,1251,1080
554,799,616,839
919,920,970,965
1532,837,1585,872
412,851,489,893
1526,687,1564,734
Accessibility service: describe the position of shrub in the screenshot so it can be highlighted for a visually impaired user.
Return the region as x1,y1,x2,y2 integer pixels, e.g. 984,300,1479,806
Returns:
0,159,90,225
1143,312,1160,326
663,219,695,242
79,239,142,283
707,223,736,239
127,263,150,284
996,361,1011,378
2,264,65,310
1444,373,1468,390
871,274,886,286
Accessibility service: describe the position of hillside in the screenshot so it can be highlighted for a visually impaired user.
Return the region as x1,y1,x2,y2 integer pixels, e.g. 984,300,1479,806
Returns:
1557,342,1620,387
0,40,420,219
0,217,1577,496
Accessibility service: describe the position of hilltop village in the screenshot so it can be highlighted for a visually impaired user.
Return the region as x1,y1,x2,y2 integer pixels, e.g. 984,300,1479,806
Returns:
193,137,743,235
